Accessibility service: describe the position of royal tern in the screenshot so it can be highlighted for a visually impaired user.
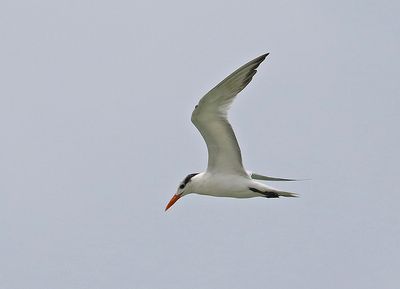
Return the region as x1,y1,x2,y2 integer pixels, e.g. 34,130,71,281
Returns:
165,54,298,211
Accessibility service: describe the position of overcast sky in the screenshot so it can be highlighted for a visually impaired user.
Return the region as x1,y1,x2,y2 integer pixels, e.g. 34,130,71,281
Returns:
1,0,399,288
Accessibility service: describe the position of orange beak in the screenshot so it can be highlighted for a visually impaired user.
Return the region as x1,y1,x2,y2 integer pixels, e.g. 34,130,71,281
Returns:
165,194,181,211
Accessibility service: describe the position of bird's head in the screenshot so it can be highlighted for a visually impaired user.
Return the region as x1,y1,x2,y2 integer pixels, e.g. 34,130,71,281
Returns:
165,173,199,211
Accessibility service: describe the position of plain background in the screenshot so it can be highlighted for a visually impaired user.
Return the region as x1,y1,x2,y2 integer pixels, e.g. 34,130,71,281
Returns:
1,0,399,288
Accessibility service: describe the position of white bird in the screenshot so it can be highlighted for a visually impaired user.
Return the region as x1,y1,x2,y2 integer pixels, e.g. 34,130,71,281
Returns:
165,53,298,211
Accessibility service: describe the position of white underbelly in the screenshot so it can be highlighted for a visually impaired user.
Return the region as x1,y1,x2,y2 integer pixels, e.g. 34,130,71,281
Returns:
198,190,259,198
194,173,260,198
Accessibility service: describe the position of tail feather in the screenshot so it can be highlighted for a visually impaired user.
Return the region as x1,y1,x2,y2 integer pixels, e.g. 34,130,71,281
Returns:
249,186,298,198
276,190,298,197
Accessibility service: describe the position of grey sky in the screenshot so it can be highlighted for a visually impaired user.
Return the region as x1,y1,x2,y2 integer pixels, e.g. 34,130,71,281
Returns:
1,0,399,288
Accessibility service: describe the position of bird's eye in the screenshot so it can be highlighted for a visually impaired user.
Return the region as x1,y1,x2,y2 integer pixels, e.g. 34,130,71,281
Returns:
179,184,185,189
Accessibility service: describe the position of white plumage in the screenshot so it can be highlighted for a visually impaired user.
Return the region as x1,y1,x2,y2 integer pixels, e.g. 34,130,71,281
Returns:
166,54,298,211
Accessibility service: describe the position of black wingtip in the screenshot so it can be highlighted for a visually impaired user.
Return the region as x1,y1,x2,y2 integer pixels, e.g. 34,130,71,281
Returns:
253,53,269,65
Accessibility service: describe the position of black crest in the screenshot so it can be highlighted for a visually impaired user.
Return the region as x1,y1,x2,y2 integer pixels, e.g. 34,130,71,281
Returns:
181,173,199,187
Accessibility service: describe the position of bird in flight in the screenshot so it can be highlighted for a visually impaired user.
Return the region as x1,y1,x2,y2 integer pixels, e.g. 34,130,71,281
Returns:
165,53,298,211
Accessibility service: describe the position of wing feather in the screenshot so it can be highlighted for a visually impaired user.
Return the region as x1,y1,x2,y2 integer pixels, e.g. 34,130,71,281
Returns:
191,54,268,175
250,172,301,181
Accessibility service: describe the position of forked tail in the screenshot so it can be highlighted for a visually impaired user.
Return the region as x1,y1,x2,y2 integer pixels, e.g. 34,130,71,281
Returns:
249,187,298,198
276,190,298,198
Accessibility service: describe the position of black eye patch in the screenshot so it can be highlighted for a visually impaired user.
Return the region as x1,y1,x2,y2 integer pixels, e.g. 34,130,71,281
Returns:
179,184,185,189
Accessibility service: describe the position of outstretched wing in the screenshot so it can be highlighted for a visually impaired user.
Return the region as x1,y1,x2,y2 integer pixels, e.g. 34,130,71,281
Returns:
191,54,268,175
249,172,301,181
